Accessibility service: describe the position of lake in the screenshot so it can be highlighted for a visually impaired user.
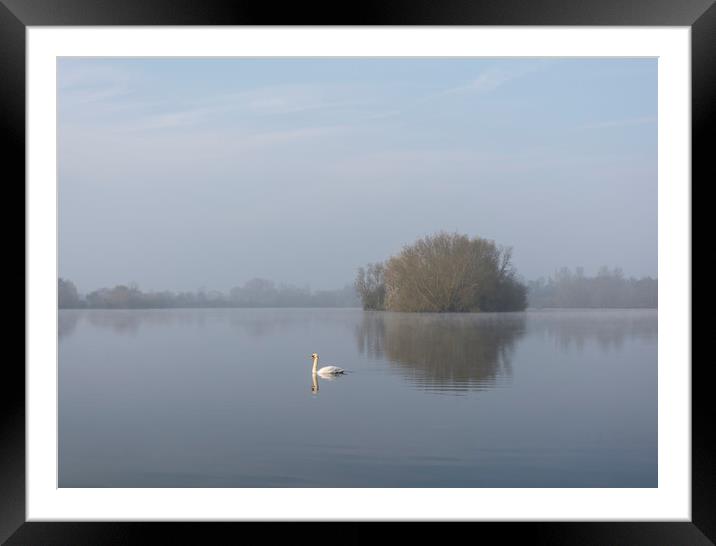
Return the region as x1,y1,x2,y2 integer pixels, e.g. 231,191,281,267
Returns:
58,308,657,487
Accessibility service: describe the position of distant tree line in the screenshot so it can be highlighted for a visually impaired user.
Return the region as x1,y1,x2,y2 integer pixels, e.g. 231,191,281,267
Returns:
355,232,528,312
58,277,359,309
527,267,657,309
58,263,657,312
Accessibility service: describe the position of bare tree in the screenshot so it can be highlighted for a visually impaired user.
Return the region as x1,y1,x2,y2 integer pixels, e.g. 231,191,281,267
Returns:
380,231,526,312
355,262,386,310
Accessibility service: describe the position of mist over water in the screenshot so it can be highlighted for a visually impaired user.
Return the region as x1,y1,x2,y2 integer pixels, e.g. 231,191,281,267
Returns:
59,308,656,487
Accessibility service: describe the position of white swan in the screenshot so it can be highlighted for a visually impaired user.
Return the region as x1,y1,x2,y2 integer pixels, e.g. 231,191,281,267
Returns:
311,353,345,376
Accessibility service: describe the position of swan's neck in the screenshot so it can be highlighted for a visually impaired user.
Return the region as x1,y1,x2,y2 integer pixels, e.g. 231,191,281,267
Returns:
312,358,318,374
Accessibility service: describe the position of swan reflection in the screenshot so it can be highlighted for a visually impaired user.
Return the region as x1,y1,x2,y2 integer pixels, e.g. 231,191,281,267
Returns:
310,370,341,394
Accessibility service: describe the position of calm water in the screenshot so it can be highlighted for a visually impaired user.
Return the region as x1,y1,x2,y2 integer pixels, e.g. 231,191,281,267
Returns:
59,308,657,487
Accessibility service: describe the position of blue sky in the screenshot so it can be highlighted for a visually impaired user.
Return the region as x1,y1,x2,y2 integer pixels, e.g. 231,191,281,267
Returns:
58,58,657,292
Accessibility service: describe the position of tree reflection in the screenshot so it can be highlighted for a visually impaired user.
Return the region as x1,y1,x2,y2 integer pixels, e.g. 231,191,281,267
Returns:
58,310,81,341
355,312,527,393
527,309,657,353
68,308,361,338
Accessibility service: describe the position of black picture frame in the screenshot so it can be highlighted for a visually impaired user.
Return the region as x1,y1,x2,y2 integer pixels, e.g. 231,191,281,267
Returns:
3,1,709,543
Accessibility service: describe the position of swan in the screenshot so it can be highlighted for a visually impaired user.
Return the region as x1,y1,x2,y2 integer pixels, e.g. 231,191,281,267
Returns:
311,353,345,376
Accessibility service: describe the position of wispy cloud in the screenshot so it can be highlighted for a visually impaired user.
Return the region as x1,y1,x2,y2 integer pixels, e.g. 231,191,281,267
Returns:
369,62,548,120
229,85,367,116
233,124,347,148
105,83,370,133
583,116,657,129
132,108,215,131
442,66,539,96
58,63,134,104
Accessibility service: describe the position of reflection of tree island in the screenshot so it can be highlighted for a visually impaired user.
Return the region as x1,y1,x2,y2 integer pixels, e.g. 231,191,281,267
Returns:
356,311,527,392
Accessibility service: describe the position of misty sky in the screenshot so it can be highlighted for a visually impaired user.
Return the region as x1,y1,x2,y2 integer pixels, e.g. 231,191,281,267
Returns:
58,58,657,293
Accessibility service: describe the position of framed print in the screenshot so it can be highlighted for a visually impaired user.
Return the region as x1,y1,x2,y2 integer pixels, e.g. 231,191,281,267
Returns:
4,0,710,543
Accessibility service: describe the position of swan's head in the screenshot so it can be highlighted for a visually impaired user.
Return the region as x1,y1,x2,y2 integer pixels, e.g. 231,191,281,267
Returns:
311,353,318,360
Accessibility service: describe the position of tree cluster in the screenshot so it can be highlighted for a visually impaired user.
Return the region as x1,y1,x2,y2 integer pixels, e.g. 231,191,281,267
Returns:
355,232,527,313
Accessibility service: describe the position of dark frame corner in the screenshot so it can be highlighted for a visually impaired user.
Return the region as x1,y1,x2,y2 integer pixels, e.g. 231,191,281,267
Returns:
4,0,710,543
